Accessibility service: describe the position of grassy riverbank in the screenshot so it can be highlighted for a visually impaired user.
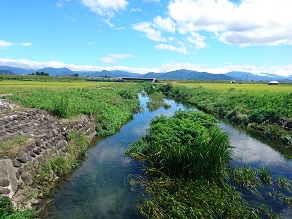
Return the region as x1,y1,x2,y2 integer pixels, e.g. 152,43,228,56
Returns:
155,83,292,156
0,78,143,218
2,82,141,137
126,108,292,218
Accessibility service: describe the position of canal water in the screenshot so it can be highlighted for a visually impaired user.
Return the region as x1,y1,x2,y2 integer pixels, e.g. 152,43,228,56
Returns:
45,96,291,219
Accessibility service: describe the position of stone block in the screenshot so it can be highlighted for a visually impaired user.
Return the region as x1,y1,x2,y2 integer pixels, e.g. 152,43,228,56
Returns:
0,179,9,187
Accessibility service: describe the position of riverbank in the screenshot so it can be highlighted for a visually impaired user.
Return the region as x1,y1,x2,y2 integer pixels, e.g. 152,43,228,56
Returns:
0,98,96,210
156,84,292,155
0,82,142,217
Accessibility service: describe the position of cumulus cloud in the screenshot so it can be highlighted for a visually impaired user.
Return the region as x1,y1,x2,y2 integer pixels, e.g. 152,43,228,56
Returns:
81,0,128,26
155,44,188,54
0,40,32,49
100,54,135,64
153,16,176,33
187,32,206,49
168,0,292,47
132,22,166,42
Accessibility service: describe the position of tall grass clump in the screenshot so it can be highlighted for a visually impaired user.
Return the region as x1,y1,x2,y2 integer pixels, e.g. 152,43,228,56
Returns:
126,110,272,218
127,110,231,181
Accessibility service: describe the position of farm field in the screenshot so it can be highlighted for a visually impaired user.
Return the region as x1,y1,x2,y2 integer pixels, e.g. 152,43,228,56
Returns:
174,82,292,91
0,80,114,94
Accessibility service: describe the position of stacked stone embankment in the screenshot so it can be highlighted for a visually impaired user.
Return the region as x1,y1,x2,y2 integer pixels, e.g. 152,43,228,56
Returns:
0,99,96,208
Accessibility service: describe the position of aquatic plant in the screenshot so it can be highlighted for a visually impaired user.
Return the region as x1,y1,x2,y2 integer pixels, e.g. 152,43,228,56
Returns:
127,110,231,181
258,167,272,185
230,166,258,189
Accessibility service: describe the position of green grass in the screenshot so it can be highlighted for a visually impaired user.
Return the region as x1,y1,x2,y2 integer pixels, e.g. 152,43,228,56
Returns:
126,110,231,181
4,83,141,137
35,131,89,196
126,109,283,219
0,136,29,156
154,84,292,152
0,79,113,95
175,82,292,91
0,196,36,219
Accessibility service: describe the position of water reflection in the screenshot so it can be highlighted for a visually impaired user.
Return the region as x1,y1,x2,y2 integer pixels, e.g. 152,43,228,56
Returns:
46,96,291,218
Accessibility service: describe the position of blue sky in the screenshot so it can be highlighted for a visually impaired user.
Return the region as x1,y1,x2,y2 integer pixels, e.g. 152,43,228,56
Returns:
0,0,291,76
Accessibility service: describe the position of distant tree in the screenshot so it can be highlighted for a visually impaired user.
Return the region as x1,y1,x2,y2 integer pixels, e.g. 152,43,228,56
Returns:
35,71,49,76
71,73,79,77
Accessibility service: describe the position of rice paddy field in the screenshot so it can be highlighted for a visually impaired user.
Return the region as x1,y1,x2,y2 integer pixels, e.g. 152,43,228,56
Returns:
174,82,292,91
0,80,114,95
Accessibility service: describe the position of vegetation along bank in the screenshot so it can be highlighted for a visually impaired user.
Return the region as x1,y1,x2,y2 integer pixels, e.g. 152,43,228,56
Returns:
0,80,142,218
154,83,292,155
126,94,291,218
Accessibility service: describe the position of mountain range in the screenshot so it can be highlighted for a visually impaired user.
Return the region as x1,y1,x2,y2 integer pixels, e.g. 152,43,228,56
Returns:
1,66,291,82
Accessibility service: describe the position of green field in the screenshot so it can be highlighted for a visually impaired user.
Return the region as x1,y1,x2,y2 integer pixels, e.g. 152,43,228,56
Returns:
174,82,292,91
0,80,114,94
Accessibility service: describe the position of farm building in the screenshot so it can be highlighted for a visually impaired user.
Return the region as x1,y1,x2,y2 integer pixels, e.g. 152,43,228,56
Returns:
268,81,279,85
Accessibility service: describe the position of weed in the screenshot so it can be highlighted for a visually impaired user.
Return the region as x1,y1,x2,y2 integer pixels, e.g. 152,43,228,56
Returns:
230,166,259,189
276,177,292,192
0,196,35,219
259,167,272,185
0,136,29,156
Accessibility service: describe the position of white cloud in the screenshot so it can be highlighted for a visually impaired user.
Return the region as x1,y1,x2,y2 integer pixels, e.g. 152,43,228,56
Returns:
0,40,32,49
100,54,135,64
153,16,176,33
81,0,128,26
187,32,206,49
155,44,188,54
168,0,292,47
132,22,166,42
130,8,141,12
1,58,291,77
19,43,32,47
0,40,14,49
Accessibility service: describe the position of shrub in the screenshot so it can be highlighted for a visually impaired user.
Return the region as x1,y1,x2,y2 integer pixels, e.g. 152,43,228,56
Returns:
249,108,279,124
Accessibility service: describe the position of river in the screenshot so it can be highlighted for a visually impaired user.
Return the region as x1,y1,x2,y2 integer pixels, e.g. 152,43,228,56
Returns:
44,95,291,219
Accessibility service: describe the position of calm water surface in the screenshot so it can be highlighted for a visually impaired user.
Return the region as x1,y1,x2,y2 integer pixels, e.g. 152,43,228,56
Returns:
45,96,291,219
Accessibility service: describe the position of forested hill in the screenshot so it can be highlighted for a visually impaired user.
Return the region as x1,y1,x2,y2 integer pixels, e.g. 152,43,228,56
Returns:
144,69,231,80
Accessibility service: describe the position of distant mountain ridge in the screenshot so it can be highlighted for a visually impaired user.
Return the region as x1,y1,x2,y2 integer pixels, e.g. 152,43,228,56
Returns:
0,66,291,82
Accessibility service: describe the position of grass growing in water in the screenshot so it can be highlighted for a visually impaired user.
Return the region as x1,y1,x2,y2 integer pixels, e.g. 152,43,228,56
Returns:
126,109,290,218
126,111,265,218
127,110,231,181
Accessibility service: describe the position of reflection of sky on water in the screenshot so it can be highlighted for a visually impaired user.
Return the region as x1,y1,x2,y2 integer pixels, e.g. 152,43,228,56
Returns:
46,95,291,219
219,122,291,171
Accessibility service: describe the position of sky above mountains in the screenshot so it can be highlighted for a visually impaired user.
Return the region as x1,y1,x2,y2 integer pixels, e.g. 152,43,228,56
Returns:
0,0,291,76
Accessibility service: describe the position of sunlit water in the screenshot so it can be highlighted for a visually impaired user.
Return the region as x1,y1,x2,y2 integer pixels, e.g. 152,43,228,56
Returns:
45,96,291,218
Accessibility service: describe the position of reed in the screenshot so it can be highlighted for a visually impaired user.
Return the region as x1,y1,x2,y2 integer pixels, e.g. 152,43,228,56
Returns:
127,110,231,181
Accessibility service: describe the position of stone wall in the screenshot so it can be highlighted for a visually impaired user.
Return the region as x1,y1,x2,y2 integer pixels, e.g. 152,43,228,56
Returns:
0,99,96,208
